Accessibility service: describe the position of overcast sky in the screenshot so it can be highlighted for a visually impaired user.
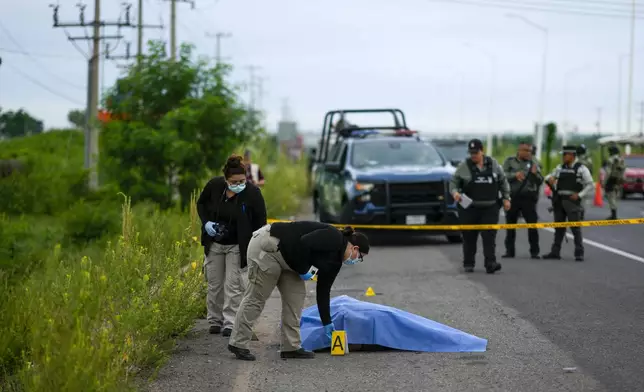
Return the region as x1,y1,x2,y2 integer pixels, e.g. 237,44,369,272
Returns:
1,0,643,136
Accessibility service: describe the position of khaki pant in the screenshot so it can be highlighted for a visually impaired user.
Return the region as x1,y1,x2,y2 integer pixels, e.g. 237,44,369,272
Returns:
204,243,248,330
229,225,306,351
606,188,619,210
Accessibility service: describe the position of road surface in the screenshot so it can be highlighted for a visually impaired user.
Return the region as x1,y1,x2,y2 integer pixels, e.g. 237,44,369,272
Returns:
147,198,644,392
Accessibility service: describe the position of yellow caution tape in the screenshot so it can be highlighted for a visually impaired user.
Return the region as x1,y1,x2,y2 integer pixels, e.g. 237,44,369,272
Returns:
266,218,644,231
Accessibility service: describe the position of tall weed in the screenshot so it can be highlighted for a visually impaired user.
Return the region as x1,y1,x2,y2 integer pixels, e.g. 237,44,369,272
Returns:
1,194,205,392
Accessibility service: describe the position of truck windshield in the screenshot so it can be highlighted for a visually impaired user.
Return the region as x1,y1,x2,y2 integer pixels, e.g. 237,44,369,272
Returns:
624,156,644,168
433,143,468,162
351,140,445,168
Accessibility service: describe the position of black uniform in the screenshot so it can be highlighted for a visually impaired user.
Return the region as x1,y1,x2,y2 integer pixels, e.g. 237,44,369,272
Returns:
450,140,511,274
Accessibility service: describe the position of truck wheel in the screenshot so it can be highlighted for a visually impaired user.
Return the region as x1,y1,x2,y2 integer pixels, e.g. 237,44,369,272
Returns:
447,234,463,243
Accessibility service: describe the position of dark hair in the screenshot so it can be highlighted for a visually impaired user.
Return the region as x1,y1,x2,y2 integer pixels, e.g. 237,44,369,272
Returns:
223,154,247,178
341,226,370,255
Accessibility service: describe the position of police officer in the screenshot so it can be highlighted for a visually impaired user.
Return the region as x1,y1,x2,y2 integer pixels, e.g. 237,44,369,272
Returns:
604,144,626,220
542,146,594,262
450,138,511,274
502,141,543,259
576,144,594,220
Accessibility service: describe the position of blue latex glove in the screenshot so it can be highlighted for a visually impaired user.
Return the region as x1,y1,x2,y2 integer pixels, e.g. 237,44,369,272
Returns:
324,323,335,341
299,272,314,281
204,221,218,237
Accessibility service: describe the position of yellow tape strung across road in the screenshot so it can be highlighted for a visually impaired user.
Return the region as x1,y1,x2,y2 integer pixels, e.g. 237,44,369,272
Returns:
266,218,644,231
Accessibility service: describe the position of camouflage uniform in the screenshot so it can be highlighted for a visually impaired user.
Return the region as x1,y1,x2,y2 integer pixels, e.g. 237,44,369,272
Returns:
576,155,594,215
502,155,543,258
605,152,626,219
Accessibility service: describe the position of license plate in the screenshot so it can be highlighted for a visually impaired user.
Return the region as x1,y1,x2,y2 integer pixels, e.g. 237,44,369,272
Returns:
405,215,426,225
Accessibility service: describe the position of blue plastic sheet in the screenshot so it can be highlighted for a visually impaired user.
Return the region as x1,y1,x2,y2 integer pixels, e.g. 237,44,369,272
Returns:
300,295,487,352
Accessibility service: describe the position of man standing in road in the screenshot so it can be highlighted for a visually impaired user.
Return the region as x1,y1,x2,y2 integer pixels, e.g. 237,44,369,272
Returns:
604,144,626,220
502,141,543,259
450,138,511,274
576,144,594,220
542,146,594,262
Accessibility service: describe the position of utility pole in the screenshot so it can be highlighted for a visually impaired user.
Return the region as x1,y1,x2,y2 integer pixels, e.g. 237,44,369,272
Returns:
135,0,164,65
244,65,261,112
163,0,194,60
205,31,232,65
639,101,644,135
50,2,132,190
596,107,602,135
626,0,637,135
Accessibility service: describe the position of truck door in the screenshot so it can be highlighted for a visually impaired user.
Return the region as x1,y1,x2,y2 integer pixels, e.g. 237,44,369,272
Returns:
321,142,347,219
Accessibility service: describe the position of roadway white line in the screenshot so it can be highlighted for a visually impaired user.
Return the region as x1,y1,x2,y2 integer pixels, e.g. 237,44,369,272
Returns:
542,228,644,264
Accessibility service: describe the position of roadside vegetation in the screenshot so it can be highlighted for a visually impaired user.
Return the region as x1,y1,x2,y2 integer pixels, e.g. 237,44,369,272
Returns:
0,40,308,392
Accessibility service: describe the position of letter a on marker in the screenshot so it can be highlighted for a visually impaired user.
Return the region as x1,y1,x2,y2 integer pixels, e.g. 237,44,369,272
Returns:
331,331,347,356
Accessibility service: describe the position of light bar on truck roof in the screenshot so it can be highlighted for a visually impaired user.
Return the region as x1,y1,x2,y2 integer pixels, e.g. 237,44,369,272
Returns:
342,128,418,138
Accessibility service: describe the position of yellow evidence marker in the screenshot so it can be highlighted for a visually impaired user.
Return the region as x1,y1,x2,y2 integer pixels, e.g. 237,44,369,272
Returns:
365,287,375,296
331,330,348,356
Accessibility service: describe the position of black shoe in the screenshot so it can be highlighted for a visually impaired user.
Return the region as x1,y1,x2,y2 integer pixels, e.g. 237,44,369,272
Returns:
501,253,514,258
464,266,474,273
575,256,584,262
222,328,232,337
485,263,502,274
280,348,315,359
209,325,221,334
531,254,541,259
228,344,256,361
542,253,561,260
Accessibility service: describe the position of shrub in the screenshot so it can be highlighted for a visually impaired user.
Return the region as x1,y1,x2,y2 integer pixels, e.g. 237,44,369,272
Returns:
62,199,121,246
0,130,88,215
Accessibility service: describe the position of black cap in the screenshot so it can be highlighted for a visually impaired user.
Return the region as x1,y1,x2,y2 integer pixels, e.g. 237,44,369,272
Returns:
467,138,484,153
561,145,577,154
576,144,587,155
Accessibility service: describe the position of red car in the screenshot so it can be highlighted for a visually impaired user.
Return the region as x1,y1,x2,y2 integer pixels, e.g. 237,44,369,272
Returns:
622,155,644,198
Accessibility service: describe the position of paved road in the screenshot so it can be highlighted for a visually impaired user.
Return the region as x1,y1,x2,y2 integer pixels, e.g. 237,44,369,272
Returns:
147,198,644,392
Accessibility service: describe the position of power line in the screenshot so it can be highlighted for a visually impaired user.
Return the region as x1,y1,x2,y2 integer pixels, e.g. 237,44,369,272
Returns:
424,0,644,19
0,20,86,90
1,61,84,105
0,47,83,60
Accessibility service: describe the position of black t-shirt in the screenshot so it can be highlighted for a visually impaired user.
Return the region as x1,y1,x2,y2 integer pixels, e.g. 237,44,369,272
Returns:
213,192,239,245
269,221,346,326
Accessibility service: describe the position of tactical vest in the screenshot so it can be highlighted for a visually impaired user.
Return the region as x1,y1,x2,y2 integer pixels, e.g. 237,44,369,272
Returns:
557,162,584,195
465,157,498,202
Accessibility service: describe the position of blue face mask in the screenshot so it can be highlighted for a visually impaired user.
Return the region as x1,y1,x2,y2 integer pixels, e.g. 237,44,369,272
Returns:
343,248,361,266
228,183,246,194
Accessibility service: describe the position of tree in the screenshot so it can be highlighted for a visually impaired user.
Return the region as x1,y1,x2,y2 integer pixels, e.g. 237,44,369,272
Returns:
67,109,85,128
0,108,44,139
100,40,258,209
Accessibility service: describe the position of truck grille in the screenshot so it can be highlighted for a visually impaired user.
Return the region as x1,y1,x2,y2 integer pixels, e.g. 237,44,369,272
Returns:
369,181,448,206
389,181,446,204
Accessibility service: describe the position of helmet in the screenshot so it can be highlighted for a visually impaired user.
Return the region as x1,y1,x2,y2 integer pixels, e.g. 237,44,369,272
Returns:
576,144,587,155
608,145,620,155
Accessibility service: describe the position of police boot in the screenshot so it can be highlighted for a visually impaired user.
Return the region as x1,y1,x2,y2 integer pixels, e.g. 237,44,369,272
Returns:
228,344,256,361
280,348,315,359
485,262,502,274
542,252,561,260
